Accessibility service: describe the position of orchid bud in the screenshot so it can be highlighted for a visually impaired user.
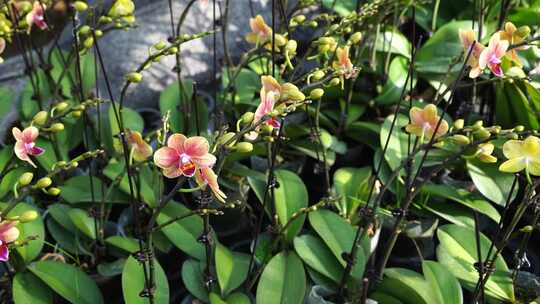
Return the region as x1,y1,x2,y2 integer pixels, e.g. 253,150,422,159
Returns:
293,15,306,23
35,177,52,189
241,112,255,125
73,1,88,12
275,34,287,47
83,37,94,49
310,88,324,100
308,21,318,28
19,210,39,223
236,142,254,153
126,72,143,83
472,120,483,130
154,41,167,50
473,128,491,141
514,125,525,132
318,37,334,45
453,119,464,130
32,111,48,125
329,78,340,86
47,187,61,196
281,83,305,101
18,1,32,12
350,32,363,44
99,16,112,24
79,25,91,35
285,40,297,54
50,123,65,132
54,102,69,112
520,225,533,233
312,70,325,81
219,132,236,147
451,134,470,145
507,132,519,140
517,26,531,38
169,47,179,54
18,172,34,186
95,29,103,37
261,124,274,134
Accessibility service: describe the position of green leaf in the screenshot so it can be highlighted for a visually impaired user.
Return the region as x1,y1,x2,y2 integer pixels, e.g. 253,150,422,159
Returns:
422,184,500,223
103,159,156,207
122,256,169,304
60,176,107,204
256,251,306,304
156,201,205,260
222,68,261,106
467,159,518,206
308,210,366,279
436,224,514,302
215,242,250,297
0,202,44,262
0,167,26,200
293,234,343,283
159,80,208,133
109,106,144,136
209,292,251,304
35,139,62,170
274,170,308,242
68,208,97,239
13,272,53,304
495,81,540,129
422,261,463,304
378,268,431,304
97,259,126,277
105,236,140,253
182,259,209,302
423,199,474,228
333,167,372,218
375,56,416,105
321,0,355,16
375,28,411,58
28,260,104,304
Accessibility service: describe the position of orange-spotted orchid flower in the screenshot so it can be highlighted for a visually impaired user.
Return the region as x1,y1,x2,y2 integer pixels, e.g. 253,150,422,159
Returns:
479,33,508,77
126,130,153,162
499,22,527,66
476,143,497,163
12,126,45,168
459,29,485,78
0,220,20,262
153,134,216,178
26,2,48,33
195,167,227,203
246,15,272,45
405,104,449,140
333,46,358,79
499,136,540,181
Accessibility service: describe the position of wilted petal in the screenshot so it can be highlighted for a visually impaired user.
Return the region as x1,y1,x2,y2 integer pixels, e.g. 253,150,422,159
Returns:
196,167,227,203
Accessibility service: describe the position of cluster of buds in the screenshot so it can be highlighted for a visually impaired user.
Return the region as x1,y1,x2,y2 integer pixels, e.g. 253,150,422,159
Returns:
0,211,39,262
77,25,103,54
100,0,135,28
217,132,254,154
0,10,13,63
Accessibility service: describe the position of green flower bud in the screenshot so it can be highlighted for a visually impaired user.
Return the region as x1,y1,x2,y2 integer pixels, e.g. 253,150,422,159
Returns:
293,15,306,23
83,37,94,49
285,40,297,54
520,225,534,233
154,41,167,50
329,24,339,31
236,142,254,153
98,16,113,24
71,110,82,118
344,27,352,33
453,119,464,130
491,126,501,134
329,78,340,86
308,20,318,28
169,47,179,54
318,37,334,45
50,123,65,133
54,101,69,112
73,1,88,12
507,132,519,140
35,177,52,189
126,72,143,83
95,29,104,38
19,210,39,223
451,134,470,145
312,70,325,81
261,124,274,134
514,125,525,132
275,34,287,47
350,32,362,44
79,25,91,35
18,172,34,186
310,88,324,100
219,132,236,147
47,187,61,196
472,120,483,130
241,112,255,125
473,128,491,141
517,26,531,38
18,1,32,12
32,111,48,125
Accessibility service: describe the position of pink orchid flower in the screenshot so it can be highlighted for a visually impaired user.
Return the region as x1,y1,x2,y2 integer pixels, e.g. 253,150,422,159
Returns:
459,29,485,78
195,167,227,203
479,33,508,77
245,15,272,45
26,2,48,33
153,134,216,178
13,126,45,168
0,220,20,262
254,86,280,129
333,46,357,79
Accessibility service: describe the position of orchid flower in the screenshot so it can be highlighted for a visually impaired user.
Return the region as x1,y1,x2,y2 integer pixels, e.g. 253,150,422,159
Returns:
476,143,497,163
459,29,485,78
154,134,216,178
405,104,449,140
0,38,5,64
127,130,153,162
499,136,540,181
13,126,45,168
195,167,227,203
333,46,357,79
479,33,508,77
26,2,48,33
499,22,526,66
245,15,272,45
0,220,20,262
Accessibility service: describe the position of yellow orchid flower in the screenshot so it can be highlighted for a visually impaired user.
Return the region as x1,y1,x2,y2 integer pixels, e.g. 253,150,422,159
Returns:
499,136,540,180
499,22,527,67
405,104,449,141
245,15,272,45
476,143,497,163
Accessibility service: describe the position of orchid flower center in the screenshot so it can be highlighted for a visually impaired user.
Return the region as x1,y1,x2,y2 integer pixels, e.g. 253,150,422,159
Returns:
24,142,35,153
179,153,196,177
489,53,501,65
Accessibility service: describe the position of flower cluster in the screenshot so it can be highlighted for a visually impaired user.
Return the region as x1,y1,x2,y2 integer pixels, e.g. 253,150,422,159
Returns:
460,22,530,78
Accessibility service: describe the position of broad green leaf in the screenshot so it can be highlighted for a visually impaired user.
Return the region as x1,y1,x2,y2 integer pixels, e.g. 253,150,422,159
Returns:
97,259,126,277
256,251,306,304
13,272,53,304
496,81,540,129
68,208,97,239
209,292,251,304
103,159,156,207
436,224,514,302
215,242,250,297
369,292,404,304
122,256,169,304
333,167,372,218
423,199,475,228
375,56,416,105
60,176,111,204
274,170,308,242
308,210,366,279
293,234,343,283
0,167,26,200
222,68,260,106
105,236,140,253
467,159,518,206
422,184,500,223
321,0,355,16
35,139,64,170
422,261,463,304
0,202,44,262
159,80,208,134
378,268,431,304
182,259,209,302
375,28,411,58
109,106,144,136
0,145,13,174
28,261,104,304
156,201,205,260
